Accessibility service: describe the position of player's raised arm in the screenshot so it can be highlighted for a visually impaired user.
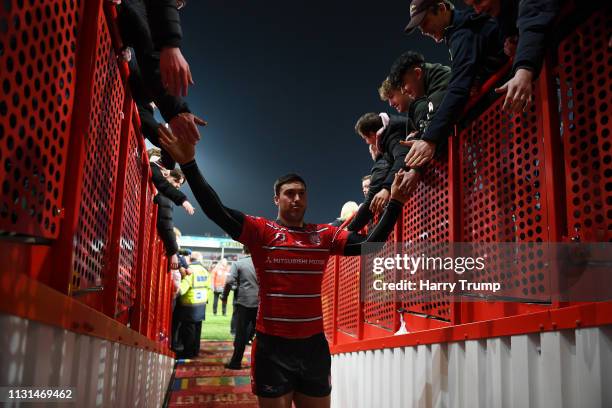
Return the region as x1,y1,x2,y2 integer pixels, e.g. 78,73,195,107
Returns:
159,128,244,240
343,170,414,256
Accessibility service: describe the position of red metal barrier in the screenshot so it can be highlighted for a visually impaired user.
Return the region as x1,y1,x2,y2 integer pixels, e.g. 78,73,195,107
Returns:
557,11,611,243
0,0,175,356
324,6,612,348
0,0,82,240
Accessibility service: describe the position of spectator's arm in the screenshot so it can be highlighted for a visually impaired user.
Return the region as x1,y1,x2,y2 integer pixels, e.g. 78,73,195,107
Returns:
155,195,179,256
145,0,182,49
421,30,479,144
513,0,559,78
344,200,403,256
222,264,238,299
128,55,190,123
381,142,411,189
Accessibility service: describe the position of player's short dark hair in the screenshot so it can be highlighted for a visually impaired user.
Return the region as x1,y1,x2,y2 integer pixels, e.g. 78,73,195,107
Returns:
355,112,382,136
388,51,426,89
274,173,306,195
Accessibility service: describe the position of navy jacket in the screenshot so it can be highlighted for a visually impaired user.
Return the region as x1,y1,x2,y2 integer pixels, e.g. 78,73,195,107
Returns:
497,0,559,77
421,9,507,145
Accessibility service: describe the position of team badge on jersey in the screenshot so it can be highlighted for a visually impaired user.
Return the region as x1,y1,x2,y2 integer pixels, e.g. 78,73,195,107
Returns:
309,232,321,245
273,232,286,242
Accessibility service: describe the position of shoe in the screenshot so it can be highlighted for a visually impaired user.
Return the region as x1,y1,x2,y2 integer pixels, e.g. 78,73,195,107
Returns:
224,362,242,370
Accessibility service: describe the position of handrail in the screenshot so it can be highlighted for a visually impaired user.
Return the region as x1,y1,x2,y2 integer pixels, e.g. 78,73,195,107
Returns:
461,60,512,116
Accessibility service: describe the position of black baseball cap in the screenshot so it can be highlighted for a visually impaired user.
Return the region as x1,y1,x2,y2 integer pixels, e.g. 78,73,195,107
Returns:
404,0,438,33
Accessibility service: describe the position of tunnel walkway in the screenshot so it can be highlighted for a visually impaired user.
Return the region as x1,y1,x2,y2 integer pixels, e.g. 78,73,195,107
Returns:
167,341,257,408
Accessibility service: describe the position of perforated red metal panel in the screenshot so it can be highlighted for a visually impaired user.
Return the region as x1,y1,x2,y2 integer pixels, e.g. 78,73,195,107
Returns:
336,255,359,337
139,183,155,294
0,0,81,237
400,155,452,321
458,94,552,303
363,227,396,331
148,238,161,339
460,103,550,243
557,11,611,243
70,11,124,298
321,258,336,340
115,122,144,316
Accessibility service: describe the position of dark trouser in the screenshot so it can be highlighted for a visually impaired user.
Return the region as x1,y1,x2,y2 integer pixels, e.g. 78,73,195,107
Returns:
212,291,227,315
228,304,258,367
171,296,183,351
177,320,202,359
230,293,238,334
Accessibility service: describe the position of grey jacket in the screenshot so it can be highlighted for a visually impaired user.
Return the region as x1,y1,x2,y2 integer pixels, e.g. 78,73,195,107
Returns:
223,256,259,308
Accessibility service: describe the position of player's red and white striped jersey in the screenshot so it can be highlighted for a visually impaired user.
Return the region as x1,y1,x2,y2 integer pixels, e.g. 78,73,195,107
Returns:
238,215,349,338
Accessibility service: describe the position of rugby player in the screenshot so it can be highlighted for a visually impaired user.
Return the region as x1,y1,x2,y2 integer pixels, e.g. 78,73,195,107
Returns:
160,130,412,408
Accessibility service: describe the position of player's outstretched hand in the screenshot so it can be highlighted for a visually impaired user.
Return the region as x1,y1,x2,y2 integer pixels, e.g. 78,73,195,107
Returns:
169,112,207,145
160,47,193,97
158,125,196,165
495,68,534,114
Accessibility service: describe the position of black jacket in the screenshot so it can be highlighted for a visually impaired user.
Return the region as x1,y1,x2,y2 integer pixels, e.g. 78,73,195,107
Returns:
497,0,559,77
137,103,176,169
378,115,412,189
151,162,187,256
421,9,507,145
144,0,183,49
347,156,391,232
119,1,190,122
410,63,452,134
155,194,178,256
151,163,187,206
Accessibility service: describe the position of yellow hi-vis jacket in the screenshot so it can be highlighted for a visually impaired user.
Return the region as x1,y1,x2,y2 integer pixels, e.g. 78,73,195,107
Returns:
178,264,210,321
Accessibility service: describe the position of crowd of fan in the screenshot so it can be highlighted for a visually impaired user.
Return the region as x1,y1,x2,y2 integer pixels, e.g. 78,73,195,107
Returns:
334,0,560,232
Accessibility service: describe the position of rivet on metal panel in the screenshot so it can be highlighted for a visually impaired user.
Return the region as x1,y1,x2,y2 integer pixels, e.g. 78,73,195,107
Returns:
539,323,544,330
575,319,581,327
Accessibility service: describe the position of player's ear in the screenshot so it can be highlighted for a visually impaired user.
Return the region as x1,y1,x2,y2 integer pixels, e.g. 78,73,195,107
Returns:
273,195,279,206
